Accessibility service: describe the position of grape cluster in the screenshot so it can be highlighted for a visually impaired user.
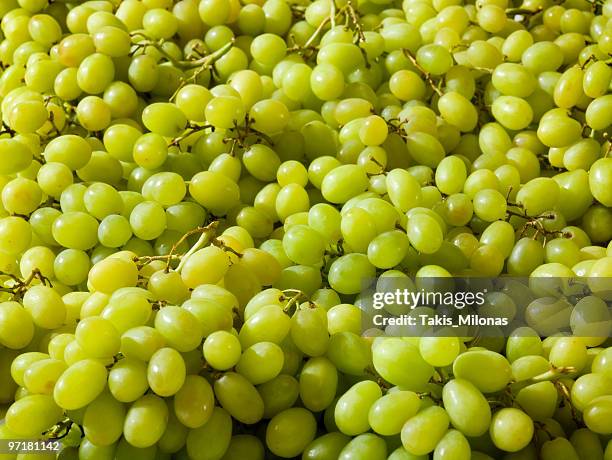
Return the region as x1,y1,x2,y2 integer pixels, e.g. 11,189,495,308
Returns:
0,0,611,458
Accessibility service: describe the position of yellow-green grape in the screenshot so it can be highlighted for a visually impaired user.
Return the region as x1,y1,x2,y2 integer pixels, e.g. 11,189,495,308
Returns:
174,374,215,428
123,393,169,448
368,391,421,436
108,357,149,403
589,158,612,207
186,407,233,460
442,378,491,437
82,391,126,446
53,359,108,410
266,408,317,458
22,358,66,395
5,394,63,437
433,429,471,460
489,408,534,452
214,372,264,424
299,357,338,412
147,347,186,397
75,316,120,358
401,406,450,456
0,301,35,349
452,350,512,393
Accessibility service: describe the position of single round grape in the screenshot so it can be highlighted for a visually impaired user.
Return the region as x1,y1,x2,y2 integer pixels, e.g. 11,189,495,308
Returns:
146,347,186,398
53,359,108,410
401,406,450,456
489,408,534,452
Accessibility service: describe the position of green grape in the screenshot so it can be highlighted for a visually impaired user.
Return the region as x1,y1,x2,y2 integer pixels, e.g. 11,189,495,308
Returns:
569,428,605,460
0,301,35,350
1,177,42,215
299,356,338,412
489,408,534,452
491,63,536,97
52,211,99,250
338,433,387,460
182,299,232,337
515,177,560,216
128,201,167,241
453,350,512,393
249,99,290,135
290,305,329,357
205,96,245,129
583,395,612,434
303,432,351,460
540,437,579,460
505,327,543,363
589,158,612,207
214,372,264,424
321,165,369,204
189,171,240,216
83,391,125,446
266,407,317,458
75,316,120,358
433,429,471,460
20,285,64,330
235,341,284,384
53,359,108,410
373,338,434,390
585,95,612,131
583,60,612,98
511,355,551,382
491,96,533,131
548,337,588,372
570,296,611,346
6,394,63,437
438,91,478,132
401,406,449,456
108,357,149,403
174,375,214,428
405,132,445,168
407,213,443,254
328,254,376,295
7,100,48,134
239,305,291,348
282,224,325,266
435,156,467,195
472,189,507,222
442,378,491,437
256,373,298,419
180,246,230,289
124,393,169,448
368,391,421,436
154,306,202,352
506,237,544,275
0,139,32,174
419,337,460,367
515,381,557,421
186,407,232,460
23,357,66,395
479,220,515,258
537,113,582,148
367,230,410,269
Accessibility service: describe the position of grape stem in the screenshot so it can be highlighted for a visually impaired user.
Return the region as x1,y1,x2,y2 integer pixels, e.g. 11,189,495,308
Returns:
401,49,443,96
0,122,15,137
529,365,577,382
212,238,243,259
554,380,583,426
42,417,83,441
169,40,235,101
0,268,52,300
169,122,214,147
171,221,219,273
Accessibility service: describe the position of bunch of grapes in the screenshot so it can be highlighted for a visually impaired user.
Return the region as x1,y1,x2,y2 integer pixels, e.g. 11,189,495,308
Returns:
0,0,611,457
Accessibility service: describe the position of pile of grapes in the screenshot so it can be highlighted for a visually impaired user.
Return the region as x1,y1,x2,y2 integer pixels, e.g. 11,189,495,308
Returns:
0,0,611,457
